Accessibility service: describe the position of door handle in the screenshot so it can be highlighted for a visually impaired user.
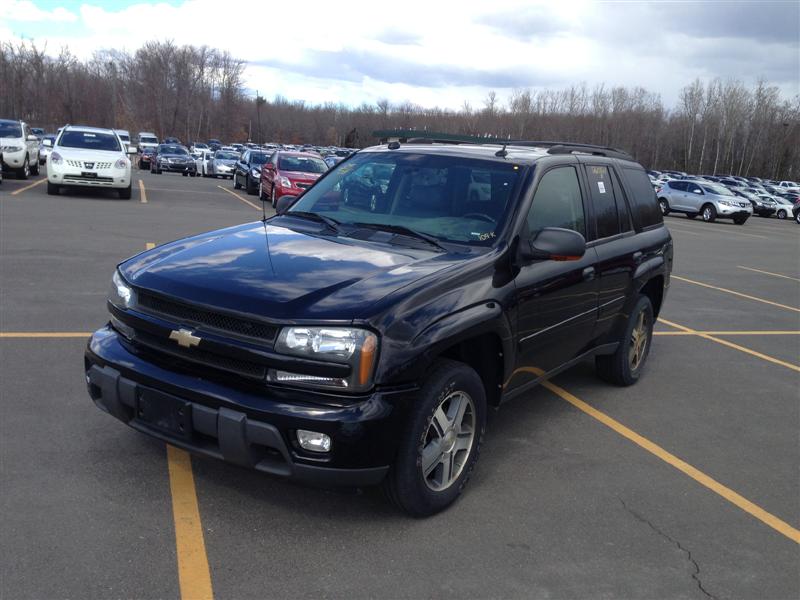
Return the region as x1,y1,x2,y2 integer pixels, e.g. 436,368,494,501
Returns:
582,266,596,281
632,251,643,264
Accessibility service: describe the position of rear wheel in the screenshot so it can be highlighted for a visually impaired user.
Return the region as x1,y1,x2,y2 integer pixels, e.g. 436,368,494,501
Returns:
47,181,59,195
701,204,717,222
658,198,669,216
384,359,486,517
246,175,257,195
30,157,39,175
595,295,654,386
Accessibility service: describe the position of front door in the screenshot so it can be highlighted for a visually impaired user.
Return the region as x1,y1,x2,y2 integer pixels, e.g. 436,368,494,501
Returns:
511,165,598,391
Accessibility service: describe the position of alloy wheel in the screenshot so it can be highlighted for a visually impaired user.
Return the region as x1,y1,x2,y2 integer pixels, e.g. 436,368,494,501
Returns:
703,207,713,221
629,310,649,371
421,390,476,492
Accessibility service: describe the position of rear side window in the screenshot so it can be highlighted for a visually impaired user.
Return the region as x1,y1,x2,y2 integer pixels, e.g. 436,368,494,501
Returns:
585,165,623,239
669,181,686,191
527,166,586,236
622,167,663,228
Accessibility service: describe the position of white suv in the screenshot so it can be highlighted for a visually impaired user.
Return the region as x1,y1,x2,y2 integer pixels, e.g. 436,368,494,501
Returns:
0,119,40,179
136,132,159,152
47,126,137,199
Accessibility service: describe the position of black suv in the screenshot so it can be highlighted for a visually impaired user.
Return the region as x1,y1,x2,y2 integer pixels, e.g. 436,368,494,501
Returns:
233,149,269,195
86,141,672,516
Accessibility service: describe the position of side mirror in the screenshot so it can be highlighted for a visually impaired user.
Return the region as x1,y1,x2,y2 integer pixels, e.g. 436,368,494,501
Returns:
43,139,52,147
520,227,586,262
127,145,138,155
693,189,702,194
275,195,296,215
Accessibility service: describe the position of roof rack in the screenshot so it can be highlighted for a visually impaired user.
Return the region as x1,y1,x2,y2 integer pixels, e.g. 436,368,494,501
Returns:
372,130,633,160
511,141,633,161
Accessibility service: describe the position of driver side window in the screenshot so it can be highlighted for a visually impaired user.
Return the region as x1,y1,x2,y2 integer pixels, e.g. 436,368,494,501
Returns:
526,167,585,236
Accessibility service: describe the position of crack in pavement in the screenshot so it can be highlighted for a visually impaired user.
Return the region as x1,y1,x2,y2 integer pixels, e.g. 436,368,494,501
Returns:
619,498,718,600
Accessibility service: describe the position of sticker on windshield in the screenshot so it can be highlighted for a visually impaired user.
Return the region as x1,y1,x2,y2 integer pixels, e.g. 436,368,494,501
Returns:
83,133,96,137
597,181,606,194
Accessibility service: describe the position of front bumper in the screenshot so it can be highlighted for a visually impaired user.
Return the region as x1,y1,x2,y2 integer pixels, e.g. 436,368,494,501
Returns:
49,166,130,188
1,149,25,169
158,162,196,173
716,204,752,217
85,327,408,486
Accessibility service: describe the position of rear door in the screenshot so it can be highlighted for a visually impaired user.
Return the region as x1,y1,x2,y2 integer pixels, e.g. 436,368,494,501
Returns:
581,162,639,343
668,181,689,210
685,181,705,212
511,164,599,386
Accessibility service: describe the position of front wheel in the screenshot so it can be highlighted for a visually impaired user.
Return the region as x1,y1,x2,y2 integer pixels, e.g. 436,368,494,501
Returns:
795,211,800,224
17,157,29,180
777,209,787,220
595,295,654,386
384,359,486,517
118,184,132,199
30,157,40,175
233,173,242,189
47,181,60,195
701,204,717,222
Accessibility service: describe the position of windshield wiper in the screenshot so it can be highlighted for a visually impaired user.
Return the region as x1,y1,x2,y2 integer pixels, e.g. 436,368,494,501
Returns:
351,222,447,252
285,211,340,232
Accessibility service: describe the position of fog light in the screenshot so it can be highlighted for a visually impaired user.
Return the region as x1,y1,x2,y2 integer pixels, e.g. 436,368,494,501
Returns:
296,429,331,453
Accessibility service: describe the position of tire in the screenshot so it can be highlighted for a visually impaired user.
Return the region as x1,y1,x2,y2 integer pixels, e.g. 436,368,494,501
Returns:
270,185,276,208
189,172,196,177
384,359,486,517
595,295,654,387
259,182,268,203
17,157,29,180
46,181,59,195
118,184,132,200
733,215,748,225
658,198,669,216
795,211,800,225
777,209,787,220
701,203,717,222
233,173,242,189
246,176,257,195
30,157,39,175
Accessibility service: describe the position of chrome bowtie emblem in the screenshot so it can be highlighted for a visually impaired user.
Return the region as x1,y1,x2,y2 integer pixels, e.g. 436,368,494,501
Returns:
169,328,201,348
84,162,94,169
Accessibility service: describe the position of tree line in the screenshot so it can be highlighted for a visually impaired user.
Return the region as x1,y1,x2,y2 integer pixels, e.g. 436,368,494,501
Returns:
1,40,797,179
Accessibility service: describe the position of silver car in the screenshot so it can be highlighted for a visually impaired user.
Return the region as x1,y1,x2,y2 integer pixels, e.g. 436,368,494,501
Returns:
770,196,795,220
205,150,238,179
657,180,752,224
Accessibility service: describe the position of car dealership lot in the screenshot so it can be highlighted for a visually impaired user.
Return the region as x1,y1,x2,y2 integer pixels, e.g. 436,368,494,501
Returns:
1,169,798,599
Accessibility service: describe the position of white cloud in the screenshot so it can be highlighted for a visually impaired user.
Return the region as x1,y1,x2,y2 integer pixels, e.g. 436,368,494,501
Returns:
0,0,77,22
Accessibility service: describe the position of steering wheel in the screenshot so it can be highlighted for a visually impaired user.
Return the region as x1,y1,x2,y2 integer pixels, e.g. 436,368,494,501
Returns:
463,212,496,224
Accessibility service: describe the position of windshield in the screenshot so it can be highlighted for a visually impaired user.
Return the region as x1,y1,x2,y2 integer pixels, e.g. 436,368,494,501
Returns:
140,136,158,144
159,145,188,155
279,155,328,173
287,152,523,246
215,151,238,160
116,133,130,142
701,184,735,197
250,153,268,165
59,130,121,152
0,122,23,137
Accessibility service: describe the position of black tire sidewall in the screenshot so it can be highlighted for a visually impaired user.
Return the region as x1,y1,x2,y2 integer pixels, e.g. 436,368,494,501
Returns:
620,296,654,384
388,360,487,517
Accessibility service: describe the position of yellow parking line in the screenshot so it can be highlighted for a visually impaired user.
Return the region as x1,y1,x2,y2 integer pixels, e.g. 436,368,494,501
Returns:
672,275,800,313
658,318,800,372
0,332,91,338
146,242,156,250
534,373,800,544
166,445,214,600
217,185,261,211
139,179,147,203
654,330,800,336
10,178,45,195
737,266,800,283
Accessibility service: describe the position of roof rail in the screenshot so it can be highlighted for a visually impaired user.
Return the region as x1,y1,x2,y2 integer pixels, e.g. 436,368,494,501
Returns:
511,140,633,160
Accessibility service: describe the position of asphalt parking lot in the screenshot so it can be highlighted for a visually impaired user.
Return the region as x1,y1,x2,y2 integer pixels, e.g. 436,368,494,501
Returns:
1,168,798,600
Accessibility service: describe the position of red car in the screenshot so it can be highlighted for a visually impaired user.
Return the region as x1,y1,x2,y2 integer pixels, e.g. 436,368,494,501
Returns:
259,151,328,207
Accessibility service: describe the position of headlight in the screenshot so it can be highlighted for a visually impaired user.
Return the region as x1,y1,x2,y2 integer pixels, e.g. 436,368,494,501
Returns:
269,327,378,392
108,270,135,310
50,151,63,165
718,200,734,206
279,176,291,187
251,168,261,177
1,145,22,152
114,158,128,169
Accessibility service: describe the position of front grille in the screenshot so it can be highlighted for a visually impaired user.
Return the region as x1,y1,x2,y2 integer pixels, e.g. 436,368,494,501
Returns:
65,160,112,169
64,175,114,183
131,330,266,379
137,291,278,343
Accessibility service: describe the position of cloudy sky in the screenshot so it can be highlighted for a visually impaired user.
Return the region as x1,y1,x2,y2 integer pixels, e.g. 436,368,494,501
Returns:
2,0,798,109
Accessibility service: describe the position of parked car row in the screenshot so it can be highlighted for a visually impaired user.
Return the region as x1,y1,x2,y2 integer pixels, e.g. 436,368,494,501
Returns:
650,169,799,224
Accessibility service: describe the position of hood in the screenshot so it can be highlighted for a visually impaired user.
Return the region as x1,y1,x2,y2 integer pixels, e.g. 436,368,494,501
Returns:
214,158,236,165
1,136,24,146
120,221,461,321
159,152,191,159
284,171,322,183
